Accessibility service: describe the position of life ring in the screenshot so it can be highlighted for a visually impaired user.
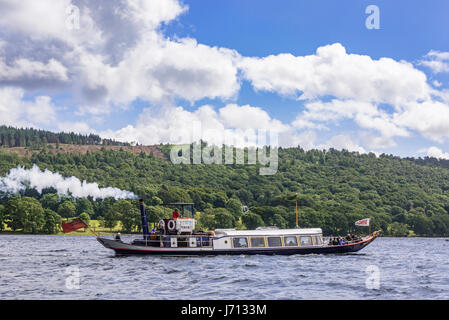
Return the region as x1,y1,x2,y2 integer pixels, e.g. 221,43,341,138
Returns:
167,219,176,231
158,219,165,230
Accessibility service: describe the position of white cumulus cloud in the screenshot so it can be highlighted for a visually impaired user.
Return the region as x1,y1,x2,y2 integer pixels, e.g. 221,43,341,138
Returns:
421,146,449,160
239,43,430,106
419,50,449,74
0,87,57,128
102,104,292,147
0,58,68,83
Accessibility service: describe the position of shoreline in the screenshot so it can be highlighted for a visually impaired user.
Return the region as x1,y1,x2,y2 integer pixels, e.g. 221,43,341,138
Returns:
0,231,140,236
1,232,447,239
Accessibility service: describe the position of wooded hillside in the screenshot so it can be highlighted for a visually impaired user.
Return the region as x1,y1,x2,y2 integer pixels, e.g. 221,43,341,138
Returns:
1,140,449,237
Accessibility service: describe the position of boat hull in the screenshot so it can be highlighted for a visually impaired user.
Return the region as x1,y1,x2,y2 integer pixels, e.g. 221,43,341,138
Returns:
97,232,378,256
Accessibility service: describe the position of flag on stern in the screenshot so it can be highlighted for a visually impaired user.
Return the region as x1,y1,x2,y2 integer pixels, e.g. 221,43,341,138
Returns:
61,218,88,233
355,218,370,227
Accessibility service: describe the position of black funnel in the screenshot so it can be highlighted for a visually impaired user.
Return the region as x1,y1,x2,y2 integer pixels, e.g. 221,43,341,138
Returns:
139,199,150,238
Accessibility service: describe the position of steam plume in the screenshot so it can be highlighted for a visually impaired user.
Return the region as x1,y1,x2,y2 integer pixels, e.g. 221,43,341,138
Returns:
0,165,138,200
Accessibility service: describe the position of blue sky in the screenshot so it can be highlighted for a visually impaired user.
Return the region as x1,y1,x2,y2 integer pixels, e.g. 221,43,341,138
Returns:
1,0,449,159
170,0,449,112
170,1,448,58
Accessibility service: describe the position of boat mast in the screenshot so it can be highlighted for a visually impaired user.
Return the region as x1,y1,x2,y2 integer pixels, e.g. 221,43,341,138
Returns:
296,198,299,228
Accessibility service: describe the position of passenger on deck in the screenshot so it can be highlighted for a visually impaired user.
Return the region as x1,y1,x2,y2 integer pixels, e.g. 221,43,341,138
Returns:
115,232,121,241
172,209,180,219
345,234,352,242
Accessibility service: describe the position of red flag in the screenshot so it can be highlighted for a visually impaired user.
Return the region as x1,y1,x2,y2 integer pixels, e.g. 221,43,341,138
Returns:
61,218,88,233
355,218,370,227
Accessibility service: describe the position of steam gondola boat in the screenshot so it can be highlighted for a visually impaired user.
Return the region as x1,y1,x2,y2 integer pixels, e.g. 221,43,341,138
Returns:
97,200,380,256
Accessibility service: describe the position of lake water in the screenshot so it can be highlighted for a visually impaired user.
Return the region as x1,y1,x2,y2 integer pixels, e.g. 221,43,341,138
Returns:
1,235,448,299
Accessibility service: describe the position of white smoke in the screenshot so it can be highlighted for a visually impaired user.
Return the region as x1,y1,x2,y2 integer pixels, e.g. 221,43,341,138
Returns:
0,165,138,200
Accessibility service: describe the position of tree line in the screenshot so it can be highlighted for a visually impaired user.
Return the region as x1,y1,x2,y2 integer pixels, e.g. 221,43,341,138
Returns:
0,125,129,148
1,142,449,236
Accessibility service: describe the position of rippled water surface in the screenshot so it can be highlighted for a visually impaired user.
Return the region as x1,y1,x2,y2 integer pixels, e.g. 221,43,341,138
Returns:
1,235,448,299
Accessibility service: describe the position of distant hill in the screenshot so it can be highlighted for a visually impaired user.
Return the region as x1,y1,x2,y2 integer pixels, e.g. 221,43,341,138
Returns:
0,125,129,148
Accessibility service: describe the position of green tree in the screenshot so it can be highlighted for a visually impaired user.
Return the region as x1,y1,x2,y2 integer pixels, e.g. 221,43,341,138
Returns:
145,205,168,226
242,212,265,230
0,204,5,231
272,213,288,229
112,200,140,233
213,192,228,208
40,193,60,211
94,197,115,219
58,201,76,218
42,209,62,234
23,198,45,233
407,214,434,236
6,197,23,231
150,196,163,206
79,212,91,226
198,213,215,230
387,222,410,237
104,208,120,231
7,197,45,233
213,208,235,228
226,198,243,219
157,186,192,204
76,198,94,216
430,214,449,237
98,216,106,228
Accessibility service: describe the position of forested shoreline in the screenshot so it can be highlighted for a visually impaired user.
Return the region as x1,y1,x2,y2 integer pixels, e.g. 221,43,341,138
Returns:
1,137,449,237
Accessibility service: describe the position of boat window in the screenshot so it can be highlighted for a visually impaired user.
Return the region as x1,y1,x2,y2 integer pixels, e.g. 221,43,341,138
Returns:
250,237,265,247
284,236,298,246
313,236,323,245
233,237,248,248
267,237,282,247
300,236,312,246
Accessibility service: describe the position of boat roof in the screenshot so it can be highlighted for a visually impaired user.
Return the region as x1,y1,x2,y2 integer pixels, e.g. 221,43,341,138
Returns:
162,203,194,206
214,228,322,237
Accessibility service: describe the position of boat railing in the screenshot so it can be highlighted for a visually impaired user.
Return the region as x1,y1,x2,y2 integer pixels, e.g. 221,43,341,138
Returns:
128,233,214,248
324,231,380,246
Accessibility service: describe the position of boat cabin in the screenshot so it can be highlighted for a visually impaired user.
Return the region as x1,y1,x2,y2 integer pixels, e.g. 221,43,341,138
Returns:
159,202,197,234
212,228,324,250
